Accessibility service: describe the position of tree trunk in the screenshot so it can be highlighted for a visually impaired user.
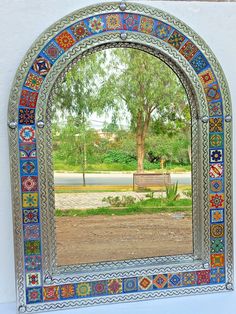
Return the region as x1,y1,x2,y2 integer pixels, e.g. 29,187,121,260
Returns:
136,109,151,173
137,134,145,173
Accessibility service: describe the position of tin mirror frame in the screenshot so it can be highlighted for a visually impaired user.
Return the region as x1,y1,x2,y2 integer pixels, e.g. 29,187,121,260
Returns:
8,2,233,313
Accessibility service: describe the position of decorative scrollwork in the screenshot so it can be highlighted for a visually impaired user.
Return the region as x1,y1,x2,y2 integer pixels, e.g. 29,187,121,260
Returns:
25,284,226,313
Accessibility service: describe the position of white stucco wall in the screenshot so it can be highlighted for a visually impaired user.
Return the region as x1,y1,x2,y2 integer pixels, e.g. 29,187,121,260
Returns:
0,1,235,313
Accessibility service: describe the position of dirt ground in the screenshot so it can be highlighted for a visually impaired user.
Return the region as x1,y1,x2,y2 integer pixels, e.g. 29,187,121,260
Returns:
56,212,192,266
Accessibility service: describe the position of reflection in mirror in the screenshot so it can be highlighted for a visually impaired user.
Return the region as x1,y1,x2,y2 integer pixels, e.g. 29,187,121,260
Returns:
52,48,192,266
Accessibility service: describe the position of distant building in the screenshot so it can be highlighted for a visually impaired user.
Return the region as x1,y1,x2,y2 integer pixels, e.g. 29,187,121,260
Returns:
96,130,117,142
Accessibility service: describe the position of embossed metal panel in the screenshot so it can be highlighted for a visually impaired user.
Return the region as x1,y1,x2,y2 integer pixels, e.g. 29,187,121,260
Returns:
8,2,233,313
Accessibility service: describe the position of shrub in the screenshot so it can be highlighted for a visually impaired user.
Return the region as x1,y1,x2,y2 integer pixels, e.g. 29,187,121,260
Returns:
102,195,137,207
165,182,179,201
143,160,160,170
102,150,136,164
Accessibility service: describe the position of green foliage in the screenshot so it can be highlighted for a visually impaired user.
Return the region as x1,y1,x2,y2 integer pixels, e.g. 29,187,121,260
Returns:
55,197,192,217
52,48,190,173
165,182,179,201
99,49,188,127
102,195,137,207
53,52,107,117
52,118,100,167
97,49,190,172
102,150,135,164
146,133,190,165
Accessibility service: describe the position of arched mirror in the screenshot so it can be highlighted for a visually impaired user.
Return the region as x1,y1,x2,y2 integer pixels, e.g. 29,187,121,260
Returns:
8,2,233,313
51,47,193,267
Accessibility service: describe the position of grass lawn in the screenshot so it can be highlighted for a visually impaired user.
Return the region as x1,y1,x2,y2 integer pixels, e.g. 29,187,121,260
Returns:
55,184,192,193
55,198,192,217
54,161,191,173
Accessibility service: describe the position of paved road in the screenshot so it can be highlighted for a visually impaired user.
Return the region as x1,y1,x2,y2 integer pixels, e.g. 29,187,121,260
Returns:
54,172,191,186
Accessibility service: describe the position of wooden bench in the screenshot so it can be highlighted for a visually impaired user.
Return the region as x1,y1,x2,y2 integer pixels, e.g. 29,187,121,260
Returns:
133,173,171,191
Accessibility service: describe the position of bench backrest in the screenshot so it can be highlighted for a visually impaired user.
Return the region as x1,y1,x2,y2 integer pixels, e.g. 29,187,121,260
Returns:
133,173,171,188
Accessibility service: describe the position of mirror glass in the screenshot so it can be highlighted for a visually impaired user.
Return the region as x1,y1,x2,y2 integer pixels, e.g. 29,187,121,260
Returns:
52,48,193,266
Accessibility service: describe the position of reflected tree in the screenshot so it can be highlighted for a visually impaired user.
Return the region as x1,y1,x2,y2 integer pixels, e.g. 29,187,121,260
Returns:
98,48,190,172
53,48,190,173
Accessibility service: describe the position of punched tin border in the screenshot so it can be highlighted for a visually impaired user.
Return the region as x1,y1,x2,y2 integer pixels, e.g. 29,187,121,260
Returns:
8,2,233,313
